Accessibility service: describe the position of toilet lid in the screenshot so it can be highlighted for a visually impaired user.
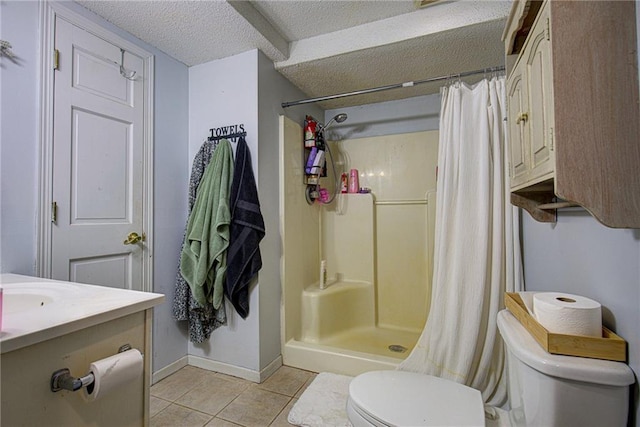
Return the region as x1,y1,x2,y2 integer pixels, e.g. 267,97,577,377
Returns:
349,371,485,427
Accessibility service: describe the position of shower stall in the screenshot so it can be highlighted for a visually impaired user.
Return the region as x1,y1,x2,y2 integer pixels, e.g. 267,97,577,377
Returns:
279,115,438,376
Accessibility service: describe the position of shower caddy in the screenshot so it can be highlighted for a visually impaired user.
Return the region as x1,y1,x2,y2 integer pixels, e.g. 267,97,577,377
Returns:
303,115,327,203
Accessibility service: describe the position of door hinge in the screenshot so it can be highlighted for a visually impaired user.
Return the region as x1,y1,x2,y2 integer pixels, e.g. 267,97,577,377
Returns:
53,49,59,71
52,201,58,224
545,18,550,41
549,128,554,151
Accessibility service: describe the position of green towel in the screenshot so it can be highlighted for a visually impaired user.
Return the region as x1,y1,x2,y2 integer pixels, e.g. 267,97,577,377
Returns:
180,139,233,309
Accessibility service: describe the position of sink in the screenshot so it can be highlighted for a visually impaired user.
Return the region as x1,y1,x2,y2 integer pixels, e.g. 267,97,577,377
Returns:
0,274,164,355
3,293,54,314
2,282,87,314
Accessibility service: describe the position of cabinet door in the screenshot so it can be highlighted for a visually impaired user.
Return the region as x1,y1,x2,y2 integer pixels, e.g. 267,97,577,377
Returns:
524,4,554,183
507,59,529,189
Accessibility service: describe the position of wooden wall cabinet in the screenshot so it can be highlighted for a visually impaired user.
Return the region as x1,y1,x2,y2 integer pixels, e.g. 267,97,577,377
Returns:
503,0,640,228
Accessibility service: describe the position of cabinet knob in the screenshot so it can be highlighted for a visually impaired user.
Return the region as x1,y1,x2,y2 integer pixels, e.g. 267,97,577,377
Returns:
516,112,529,124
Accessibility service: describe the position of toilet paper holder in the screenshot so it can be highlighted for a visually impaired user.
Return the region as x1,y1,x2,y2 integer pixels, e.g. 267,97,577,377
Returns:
50,344,132,393
50,368,95,392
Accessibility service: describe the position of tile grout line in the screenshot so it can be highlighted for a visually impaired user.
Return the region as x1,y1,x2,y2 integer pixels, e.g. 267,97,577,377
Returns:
268,396,296,427
151,369,222,405
149,401,214,426
256,386,303,399
215,386,295,427
205,387,251,422
151,366,312,426
213,387,273,427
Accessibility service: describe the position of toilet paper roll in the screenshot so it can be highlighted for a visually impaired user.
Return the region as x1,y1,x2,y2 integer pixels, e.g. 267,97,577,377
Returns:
84,348,143,401
518,291,536,316
533,292,602,337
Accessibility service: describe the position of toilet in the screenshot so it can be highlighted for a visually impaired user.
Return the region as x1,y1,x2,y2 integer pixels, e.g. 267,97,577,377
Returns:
347,309,635,426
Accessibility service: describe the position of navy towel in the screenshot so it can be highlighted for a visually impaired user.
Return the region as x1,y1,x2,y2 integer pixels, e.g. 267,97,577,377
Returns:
225,136,265,318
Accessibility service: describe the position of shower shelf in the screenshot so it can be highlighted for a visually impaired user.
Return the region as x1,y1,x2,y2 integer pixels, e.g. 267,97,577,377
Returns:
374,199,428,206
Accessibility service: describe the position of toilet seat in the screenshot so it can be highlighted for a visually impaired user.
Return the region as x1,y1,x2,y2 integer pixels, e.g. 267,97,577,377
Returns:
347,370,485,427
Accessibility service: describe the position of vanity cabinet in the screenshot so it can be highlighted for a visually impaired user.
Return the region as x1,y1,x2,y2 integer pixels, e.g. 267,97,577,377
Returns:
2,312,150,427
503,0,640,228
0,274,164,427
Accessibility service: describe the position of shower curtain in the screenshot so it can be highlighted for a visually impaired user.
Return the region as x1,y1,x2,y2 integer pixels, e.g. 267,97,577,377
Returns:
399,77,523,406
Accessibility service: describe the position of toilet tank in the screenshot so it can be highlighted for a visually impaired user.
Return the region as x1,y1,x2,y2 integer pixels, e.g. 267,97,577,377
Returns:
497,310,634,427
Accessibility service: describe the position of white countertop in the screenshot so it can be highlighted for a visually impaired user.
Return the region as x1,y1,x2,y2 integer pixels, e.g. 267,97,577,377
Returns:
0,274,164,354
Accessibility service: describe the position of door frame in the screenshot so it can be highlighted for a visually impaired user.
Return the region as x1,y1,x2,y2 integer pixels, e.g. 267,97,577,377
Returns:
37,1,155,292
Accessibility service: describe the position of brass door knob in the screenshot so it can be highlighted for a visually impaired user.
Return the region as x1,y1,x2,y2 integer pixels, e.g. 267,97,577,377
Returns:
123,232,144,245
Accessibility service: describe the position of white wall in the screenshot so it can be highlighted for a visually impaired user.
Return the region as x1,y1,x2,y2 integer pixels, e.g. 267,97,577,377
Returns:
325,93,440,140
151,50,190,374
522,213,640,424
187,50,261,371
0,0,190,376
0,1,40,276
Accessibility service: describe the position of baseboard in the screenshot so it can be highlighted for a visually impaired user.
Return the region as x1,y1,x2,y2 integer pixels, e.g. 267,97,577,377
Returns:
188,355,261,382
152,356,188,384
152,354,283,384
259,355,283,382
187,355,283,383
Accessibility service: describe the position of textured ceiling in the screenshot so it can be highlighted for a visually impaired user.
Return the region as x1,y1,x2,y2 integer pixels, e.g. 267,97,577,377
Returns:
76,0,512,109
251,1,417,41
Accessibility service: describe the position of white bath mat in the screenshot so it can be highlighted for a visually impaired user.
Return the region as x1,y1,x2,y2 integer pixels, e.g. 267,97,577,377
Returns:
288,372,354,427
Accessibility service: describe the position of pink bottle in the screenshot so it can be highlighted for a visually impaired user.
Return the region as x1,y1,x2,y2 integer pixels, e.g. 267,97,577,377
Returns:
348,169,359,193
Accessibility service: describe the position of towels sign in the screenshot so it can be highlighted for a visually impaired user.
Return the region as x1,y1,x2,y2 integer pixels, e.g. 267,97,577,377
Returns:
209,124,245,142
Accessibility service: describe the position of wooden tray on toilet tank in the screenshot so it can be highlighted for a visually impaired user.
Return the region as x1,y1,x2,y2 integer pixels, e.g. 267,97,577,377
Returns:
504,293,627,362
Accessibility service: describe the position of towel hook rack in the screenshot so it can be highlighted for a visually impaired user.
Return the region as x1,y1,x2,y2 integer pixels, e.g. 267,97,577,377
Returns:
208,123,246,142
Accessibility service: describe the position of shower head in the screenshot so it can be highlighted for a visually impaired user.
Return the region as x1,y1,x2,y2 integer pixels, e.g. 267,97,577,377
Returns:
333,113,348,123
319,113,348,132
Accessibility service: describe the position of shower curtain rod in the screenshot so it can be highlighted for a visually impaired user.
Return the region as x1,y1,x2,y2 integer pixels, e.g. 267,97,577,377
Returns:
281,65,505,108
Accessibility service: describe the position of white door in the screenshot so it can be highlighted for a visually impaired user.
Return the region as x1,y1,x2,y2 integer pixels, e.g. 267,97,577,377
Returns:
51,17,146,290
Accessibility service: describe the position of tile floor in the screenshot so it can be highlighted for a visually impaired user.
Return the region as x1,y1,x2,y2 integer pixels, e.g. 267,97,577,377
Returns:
150,365,317,427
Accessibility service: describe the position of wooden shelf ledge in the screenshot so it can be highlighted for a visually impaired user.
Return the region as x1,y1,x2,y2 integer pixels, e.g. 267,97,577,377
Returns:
537,201,580,210
511,190,582,223
511,192,556,223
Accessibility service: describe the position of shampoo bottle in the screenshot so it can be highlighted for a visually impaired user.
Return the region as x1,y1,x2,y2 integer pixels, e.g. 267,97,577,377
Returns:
348,169,359,193
305,147,318,174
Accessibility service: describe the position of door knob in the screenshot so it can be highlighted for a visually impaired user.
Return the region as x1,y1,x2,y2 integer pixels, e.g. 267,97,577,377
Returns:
123,232,144,245
516,112,529,124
